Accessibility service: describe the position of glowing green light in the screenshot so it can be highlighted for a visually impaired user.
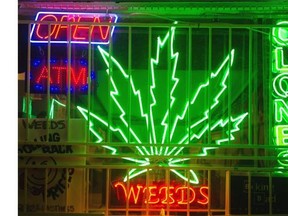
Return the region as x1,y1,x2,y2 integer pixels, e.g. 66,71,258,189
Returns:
169,113,248,158
97,46,141,144
49,98,66,119
277,150,288,167
274,48,288,72
214,113,249,145
97,45,151,157
274,99,288,123
75,26,247,184
123,169,149,182
177,49,235,145
77,106,118,154
272,20,288,169
160,26,179,144
170,169,199,184
22,97,32,117
149,27,171,151
273,73,288,98
274,125,288,145
272,21,288,46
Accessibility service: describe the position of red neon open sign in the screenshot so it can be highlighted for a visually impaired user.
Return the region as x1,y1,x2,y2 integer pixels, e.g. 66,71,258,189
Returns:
30,12,118,44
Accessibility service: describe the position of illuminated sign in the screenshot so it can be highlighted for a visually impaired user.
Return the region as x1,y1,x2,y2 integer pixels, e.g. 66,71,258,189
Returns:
272,21,288,167
113,182,208,207
30,59,95,94
30,12,118,44
274,125,288,145
77,25,248,184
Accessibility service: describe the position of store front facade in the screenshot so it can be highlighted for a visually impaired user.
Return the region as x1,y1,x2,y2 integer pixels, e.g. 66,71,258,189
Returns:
18,1,288,215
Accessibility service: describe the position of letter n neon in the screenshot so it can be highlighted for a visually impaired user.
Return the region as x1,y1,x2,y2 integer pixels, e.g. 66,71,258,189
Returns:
274,99,288,123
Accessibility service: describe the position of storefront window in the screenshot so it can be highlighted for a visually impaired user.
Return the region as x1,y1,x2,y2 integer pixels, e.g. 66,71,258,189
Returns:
18,8,288,215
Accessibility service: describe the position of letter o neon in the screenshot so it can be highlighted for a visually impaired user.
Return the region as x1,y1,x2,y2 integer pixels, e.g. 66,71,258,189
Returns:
273,73,288,98
36,15,58,39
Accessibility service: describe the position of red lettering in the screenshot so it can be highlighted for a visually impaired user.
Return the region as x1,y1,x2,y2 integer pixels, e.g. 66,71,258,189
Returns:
159,186,175,204
36,15,58,39
54,66,66,84
54,15,76,39
197,186,209,205
35,65,88,86
73,16,95,41
31,12,117,44
36,66,53,84
113,182,209,208
176,186,196,204
71,67,87,85
144,186,159,204
114,182,143,205
95,16,111,40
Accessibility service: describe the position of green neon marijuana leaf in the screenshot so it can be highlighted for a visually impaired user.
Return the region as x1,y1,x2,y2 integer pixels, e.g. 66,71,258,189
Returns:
75,26,248,184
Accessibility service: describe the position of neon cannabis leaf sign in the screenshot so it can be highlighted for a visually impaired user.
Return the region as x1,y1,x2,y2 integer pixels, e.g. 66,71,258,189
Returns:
77,26,248,184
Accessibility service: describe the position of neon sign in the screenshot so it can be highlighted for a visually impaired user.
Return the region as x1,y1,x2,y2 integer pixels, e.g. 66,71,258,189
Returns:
76,25,248,183
30,12,118,44
30,59,95,94
113,182,208,207
272,21,288,166
274,125,288,145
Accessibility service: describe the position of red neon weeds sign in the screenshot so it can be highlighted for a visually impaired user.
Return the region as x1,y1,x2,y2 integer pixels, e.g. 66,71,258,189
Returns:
30,12,118,44
113,182,208,208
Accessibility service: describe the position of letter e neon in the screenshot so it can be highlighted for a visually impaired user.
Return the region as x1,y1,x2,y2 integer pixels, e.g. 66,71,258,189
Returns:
274,125,288,145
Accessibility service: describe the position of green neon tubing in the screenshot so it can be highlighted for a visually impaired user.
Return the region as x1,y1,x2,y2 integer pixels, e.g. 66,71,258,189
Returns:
277,151,288,167
122,157,150,165
170,169,199,185
97,45,143,144
97,46,151,157
273,73,288,98
123,168,149,182
149,28,171,151
197,113,248,156
77,106,119,154
274,99,288,123
272,20,288,169
168,49,245,157
178,49,235,146
274,125,288,145
274,48,288,72
49,98,66,119
77,26,248,184
169,112,248,159
22,97,32,117
272,21,288,46
160,26,179,145
47,99,117,153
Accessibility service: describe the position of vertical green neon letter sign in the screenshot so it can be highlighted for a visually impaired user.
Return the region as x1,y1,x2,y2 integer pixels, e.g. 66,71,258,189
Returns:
272,21,288,167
